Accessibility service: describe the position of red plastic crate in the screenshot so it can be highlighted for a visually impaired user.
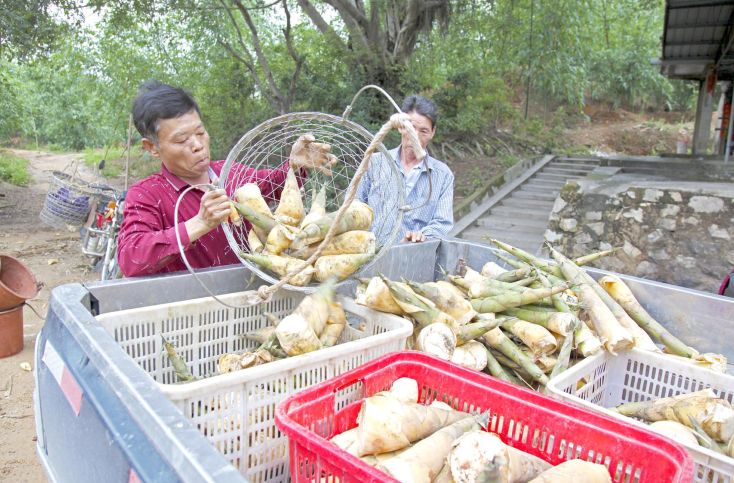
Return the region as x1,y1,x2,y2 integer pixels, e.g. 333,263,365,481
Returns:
275,351,694,483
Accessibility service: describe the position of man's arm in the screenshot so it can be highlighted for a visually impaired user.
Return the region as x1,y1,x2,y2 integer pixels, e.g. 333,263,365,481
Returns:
117,188,230,277
420,170,454,239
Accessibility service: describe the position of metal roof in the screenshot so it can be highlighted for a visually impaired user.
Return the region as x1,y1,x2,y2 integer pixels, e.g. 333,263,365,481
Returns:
661,0,734,80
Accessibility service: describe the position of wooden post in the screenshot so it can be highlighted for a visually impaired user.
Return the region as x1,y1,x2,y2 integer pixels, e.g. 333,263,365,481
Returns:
693,66,717,154
125,114,133,191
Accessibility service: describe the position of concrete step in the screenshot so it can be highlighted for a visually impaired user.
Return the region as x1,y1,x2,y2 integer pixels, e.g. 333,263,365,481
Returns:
548,162,599,171
511,190,559,202
490,206,552,221
475,214,547,229
543,166,595,176
498,198,555,210
534,172,585,182
475,218,546,234
556,157,603,165
460,226,493,243
618,167,680,176
516,184,561,194
460,228,541,253
455,155,598,247
523,179,564,190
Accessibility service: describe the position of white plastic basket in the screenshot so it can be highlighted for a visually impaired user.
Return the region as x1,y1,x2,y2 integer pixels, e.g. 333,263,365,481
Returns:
95,291,412,483
546,348,734,483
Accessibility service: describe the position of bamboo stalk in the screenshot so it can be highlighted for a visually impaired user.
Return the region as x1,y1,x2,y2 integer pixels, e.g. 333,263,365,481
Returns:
489,238,563,277
500,318,557,357
535,270,601,357
549,326,576,379
570,269,660,352
548,246,633,354
491,240,618,274
233,201,278,233
380,275,450,329
598,274,698,357
500,307,575,335
483,328,549,385
489,349,535,382
471,284,568,314
574,322,604,357
493,251,528,270
493,266,532,283
161,335,196,382
455,317,500,345
483,346,518,384
573,247,620,266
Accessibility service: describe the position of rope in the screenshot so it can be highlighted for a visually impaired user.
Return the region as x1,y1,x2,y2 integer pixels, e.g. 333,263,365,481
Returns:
174,112,424,308
256,113,423,301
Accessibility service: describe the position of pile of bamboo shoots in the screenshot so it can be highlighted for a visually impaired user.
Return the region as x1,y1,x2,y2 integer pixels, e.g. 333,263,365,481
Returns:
354,238,726,389
163,278,350,381
231,169,376,285
614,389,734,460
328,376,611,483
218,277,350,374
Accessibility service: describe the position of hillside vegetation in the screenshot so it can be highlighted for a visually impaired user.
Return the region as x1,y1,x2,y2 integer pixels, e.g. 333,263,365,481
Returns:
1,0,696,200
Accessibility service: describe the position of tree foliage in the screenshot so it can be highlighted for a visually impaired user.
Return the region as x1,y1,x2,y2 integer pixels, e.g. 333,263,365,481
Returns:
0,0,693,157
0,0,77,59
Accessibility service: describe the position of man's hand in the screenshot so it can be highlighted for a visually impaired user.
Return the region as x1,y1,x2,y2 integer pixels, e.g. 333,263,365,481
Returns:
402,231,426,243
199,189,232,228
185,189,232,243
289,134,337,176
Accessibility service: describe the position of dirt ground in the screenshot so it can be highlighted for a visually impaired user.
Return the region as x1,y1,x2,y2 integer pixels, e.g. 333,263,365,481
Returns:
0,110,693,480
0,150,114,482
566,106,690,156
449,107,692,205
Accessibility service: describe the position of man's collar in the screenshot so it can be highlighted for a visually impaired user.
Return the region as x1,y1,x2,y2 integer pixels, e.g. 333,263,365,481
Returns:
395,147,431,172
161,164,216,191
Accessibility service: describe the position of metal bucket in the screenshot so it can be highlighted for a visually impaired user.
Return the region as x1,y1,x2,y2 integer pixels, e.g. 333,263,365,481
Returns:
0,304,24,358
0,254,39,311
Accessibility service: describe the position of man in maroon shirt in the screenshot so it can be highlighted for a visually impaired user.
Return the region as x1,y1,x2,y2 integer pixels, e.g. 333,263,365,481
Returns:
117,81,335,277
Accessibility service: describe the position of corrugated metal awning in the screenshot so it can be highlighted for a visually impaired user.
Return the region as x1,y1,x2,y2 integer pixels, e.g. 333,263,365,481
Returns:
661,0,734,80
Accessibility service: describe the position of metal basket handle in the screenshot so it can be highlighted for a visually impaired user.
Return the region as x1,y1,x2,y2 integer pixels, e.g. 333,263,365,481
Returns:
173,112,422,309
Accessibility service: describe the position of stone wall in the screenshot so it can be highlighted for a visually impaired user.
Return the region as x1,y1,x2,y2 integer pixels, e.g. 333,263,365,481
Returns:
545,176,734,292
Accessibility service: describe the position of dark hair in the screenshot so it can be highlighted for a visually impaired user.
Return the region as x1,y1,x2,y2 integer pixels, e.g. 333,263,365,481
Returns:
132,80,201,143
401,95,438,128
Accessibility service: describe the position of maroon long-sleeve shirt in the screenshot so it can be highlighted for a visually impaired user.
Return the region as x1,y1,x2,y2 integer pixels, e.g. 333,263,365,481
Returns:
117,160,294,277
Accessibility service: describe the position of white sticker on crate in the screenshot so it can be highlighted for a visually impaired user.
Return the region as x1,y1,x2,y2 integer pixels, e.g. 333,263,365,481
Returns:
42,340,83,416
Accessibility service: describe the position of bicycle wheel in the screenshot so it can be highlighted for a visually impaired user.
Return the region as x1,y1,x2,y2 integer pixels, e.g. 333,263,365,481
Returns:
100,236,121,281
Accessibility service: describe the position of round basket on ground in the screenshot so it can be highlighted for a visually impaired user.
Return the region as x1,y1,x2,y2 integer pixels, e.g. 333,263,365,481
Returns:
39,171,98,228
219,112,405,293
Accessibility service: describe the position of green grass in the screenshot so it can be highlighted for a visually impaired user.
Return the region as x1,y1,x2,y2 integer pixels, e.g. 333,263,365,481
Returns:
498,154,520,169
82,145,154,179
8,139,70,153
83,145,127,168
0,150,31,186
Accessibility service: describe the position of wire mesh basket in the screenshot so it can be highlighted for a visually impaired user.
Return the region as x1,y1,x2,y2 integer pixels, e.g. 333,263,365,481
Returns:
219,111,405,293
39,170,103,228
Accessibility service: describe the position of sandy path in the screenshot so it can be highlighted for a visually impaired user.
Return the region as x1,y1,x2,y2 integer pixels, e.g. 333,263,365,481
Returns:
0,150,108,482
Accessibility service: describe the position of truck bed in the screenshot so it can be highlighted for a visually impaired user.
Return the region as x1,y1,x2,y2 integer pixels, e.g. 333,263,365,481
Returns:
34,238,734,482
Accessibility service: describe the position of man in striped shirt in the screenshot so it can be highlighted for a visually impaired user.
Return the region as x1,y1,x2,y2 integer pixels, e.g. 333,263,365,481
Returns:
357,95,454,244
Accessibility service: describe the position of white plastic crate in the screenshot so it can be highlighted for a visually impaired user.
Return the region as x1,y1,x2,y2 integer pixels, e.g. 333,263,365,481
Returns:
95,291,412,483
547,348,734,483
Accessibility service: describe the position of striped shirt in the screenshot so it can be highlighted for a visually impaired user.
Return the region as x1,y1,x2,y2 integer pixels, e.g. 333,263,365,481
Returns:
357,147,454,244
